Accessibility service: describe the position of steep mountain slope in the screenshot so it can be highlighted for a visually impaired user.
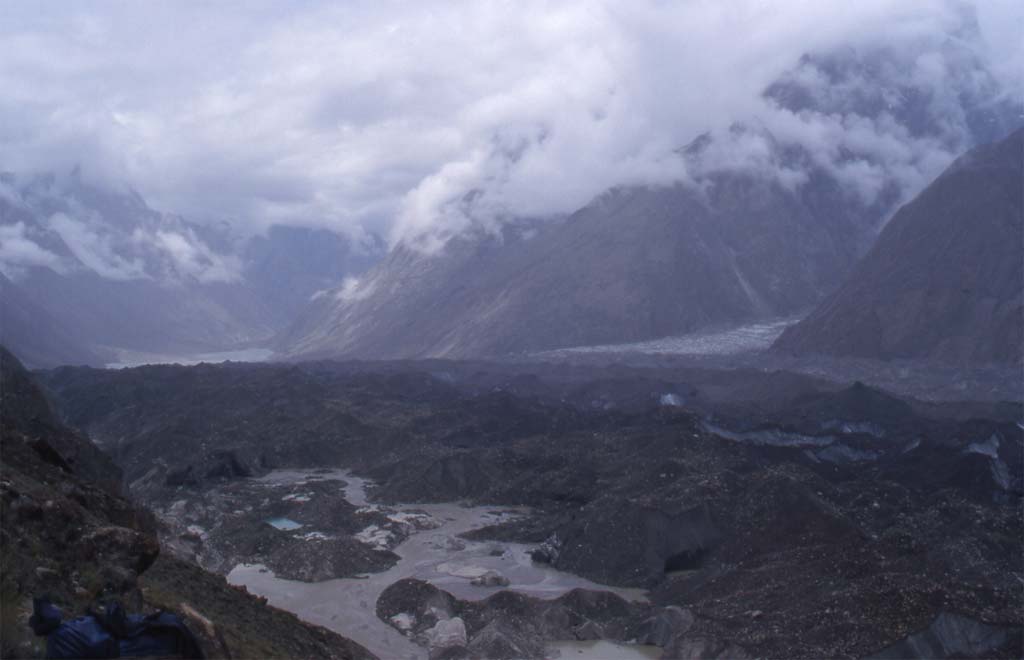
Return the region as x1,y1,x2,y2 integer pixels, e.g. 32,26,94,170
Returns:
0,346,374,659
279,168,869,359
0,273,107,367
774,128,1023,364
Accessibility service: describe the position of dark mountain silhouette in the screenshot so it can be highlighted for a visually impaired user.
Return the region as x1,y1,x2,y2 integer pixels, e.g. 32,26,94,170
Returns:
775,128,1024,364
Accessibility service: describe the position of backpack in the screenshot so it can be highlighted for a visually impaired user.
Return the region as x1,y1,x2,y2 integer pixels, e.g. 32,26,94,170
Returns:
30,597,206,659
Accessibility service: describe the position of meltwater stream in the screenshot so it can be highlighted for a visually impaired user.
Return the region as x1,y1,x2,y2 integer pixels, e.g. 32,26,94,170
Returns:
227,469,656,659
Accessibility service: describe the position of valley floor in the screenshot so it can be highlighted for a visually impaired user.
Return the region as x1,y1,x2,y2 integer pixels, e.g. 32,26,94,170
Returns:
34,355,1024,659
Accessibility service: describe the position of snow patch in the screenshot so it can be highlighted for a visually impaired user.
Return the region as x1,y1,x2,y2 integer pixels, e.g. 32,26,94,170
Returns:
659,393,684,407
356,525,394,549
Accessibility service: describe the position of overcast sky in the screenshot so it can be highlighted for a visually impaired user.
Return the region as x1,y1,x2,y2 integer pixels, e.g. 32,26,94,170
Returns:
1,0,1021,249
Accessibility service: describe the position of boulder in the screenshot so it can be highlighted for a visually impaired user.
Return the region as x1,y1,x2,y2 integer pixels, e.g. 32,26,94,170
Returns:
529,533,562,564
636,606,694,647
467,620,546,660
867,613,1019,659
573,620,605,640
470,570,510,587
426,617,467,659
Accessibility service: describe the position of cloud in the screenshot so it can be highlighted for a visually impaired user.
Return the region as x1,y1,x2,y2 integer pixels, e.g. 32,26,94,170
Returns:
48,212,148,280
0,1,1020,251
0,221,65,278
334,276,375,302
150,228,242,284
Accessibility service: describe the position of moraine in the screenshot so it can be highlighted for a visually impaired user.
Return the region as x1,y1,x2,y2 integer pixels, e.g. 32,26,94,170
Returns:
228,469,655,659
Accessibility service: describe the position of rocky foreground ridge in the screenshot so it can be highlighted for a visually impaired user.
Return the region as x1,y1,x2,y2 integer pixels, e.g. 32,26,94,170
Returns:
0,347,374,659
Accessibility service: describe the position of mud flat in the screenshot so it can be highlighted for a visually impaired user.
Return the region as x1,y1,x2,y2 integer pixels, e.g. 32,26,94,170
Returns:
229,469,648,659
549,640,662,659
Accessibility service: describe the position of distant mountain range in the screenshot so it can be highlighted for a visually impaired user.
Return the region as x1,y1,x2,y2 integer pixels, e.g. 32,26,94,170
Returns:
277,40,1021,362
277,162,872,359
774,128,1023,365
3,32,1021,369
0,172,383,367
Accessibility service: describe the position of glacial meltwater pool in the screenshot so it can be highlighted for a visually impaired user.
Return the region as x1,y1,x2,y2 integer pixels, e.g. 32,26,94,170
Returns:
229,469,652,660
265,517,303,531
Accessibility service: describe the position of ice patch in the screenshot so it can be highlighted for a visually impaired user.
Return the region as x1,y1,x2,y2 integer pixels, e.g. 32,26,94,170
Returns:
965,435,1000,459
963,435,1012,490
282,492,313,503
703,422,833,448
298,531,331,541
990,459,1010,490
535,317,798,358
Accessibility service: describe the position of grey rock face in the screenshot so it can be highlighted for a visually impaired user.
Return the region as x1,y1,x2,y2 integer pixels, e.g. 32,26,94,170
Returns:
0,273,107,368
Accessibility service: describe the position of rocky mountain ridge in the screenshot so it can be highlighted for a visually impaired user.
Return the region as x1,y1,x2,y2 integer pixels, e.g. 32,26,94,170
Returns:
775,127,1023,364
